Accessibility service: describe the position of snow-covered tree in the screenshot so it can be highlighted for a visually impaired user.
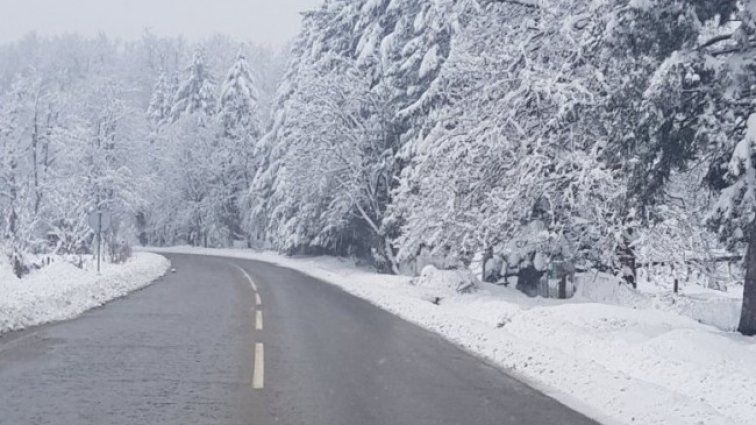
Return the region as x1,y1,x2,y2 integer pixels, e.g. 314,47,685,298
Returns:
388,0,627,286
591,0,756,333
219,51,260,137
147,72,173,130
250,0,460,269
171,49,217,124
0,32,282,277
0,79,31,276
214,51,263,244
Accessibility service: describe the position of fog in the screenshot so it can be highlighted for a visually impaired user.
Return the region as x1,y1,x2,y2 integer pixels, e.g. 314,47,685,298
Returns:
0,0,322,45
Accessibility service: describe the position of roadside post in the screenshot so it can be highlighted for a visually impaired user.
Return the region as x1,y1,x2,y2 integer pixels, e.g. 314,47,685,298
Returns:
548,260,575,299
87,209,112,274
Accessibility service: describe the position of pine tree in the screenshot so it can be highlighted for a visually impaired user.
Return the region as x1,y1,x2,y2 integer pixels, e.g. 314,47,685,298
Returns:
214,50,263,244
597,0,756,333
700,3,756,334
219,51,260,138
250,0,370,256
171,49,217,124
147,72,172,129
250,0,460,270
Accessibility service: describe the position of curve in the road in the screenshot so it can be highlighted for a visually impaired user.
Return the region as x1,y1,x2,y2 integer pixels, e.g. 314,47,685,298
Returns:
0,253,602,425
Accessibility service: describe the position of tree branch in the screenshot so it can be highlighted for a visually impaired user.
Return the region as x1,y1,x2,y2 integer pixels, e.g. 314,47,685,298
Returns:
698,33,732,51
490,0,538,9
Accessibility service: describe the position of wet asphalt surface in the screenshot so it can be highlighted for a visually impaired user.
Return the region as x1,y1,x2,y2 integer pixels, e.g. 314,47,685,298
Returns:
0,253,601,425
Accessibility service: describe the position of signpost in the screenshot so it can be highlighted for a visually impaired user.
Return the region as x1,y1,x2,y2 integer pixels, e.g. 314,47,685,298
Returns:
87,210,112,273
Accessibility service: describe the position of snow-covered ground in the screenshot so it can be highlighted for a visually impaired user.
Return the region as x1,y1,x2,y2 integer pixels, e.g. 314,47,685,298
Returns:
150,246,756,425
0,252,170,335
581,272,743,332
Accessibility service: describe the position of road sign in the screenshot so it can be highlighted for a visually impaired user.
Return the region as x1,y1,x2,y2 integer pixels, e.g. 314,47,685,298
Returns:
87,210,112,231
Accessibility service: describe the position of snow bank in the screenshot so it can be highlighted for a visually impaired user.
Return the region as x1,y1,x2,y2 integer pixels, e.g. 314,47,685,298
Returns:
0,252,170,335
578,272,743,331
673,294,741,331
148,247,756,425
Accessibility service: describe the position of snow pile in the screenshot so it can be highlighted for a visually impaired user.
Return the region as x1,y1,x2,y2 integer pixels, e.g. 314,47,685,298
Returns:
0,252,170,335
672,294,741,331
412,265,478,295
148,247,756,425
578,272,743,331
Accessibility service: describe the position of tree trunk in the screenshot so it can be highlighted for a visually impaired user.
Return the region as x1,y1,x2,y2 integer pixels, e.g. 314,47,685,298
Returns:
379,236,400,275
738,222,756,335
482,246,493,283
617,241,637,288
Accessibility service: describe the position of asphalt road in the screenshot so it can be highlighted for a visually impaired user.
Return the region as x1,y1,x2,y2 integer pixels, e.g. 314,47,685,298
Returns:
0,253,601,425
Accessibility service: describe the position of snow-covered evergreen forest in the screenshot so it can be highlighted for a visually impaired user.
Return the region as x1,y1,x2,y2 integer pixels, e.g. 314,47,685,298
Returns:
0,33,283,273
4,0,756,334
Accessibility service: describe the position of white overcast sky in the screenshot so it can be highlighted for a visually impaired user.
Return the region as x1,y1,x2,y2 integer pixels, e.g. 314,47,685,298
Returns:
0,0,323,46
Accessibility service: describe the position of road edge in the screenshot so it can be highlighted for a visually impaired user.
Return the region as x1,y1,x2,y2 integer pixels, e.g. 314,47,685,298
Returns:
0,252,171,337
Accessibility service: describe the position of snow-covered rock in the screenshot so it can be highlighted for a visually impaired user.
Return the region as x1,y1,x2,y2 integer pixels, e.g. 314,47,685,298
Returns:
0,252,170,335
412,265,479,295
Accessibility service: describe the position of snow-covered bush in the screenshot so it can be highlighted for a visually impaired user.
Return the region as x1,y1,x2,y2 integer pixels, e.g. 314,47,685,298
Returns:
411,265,479,295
